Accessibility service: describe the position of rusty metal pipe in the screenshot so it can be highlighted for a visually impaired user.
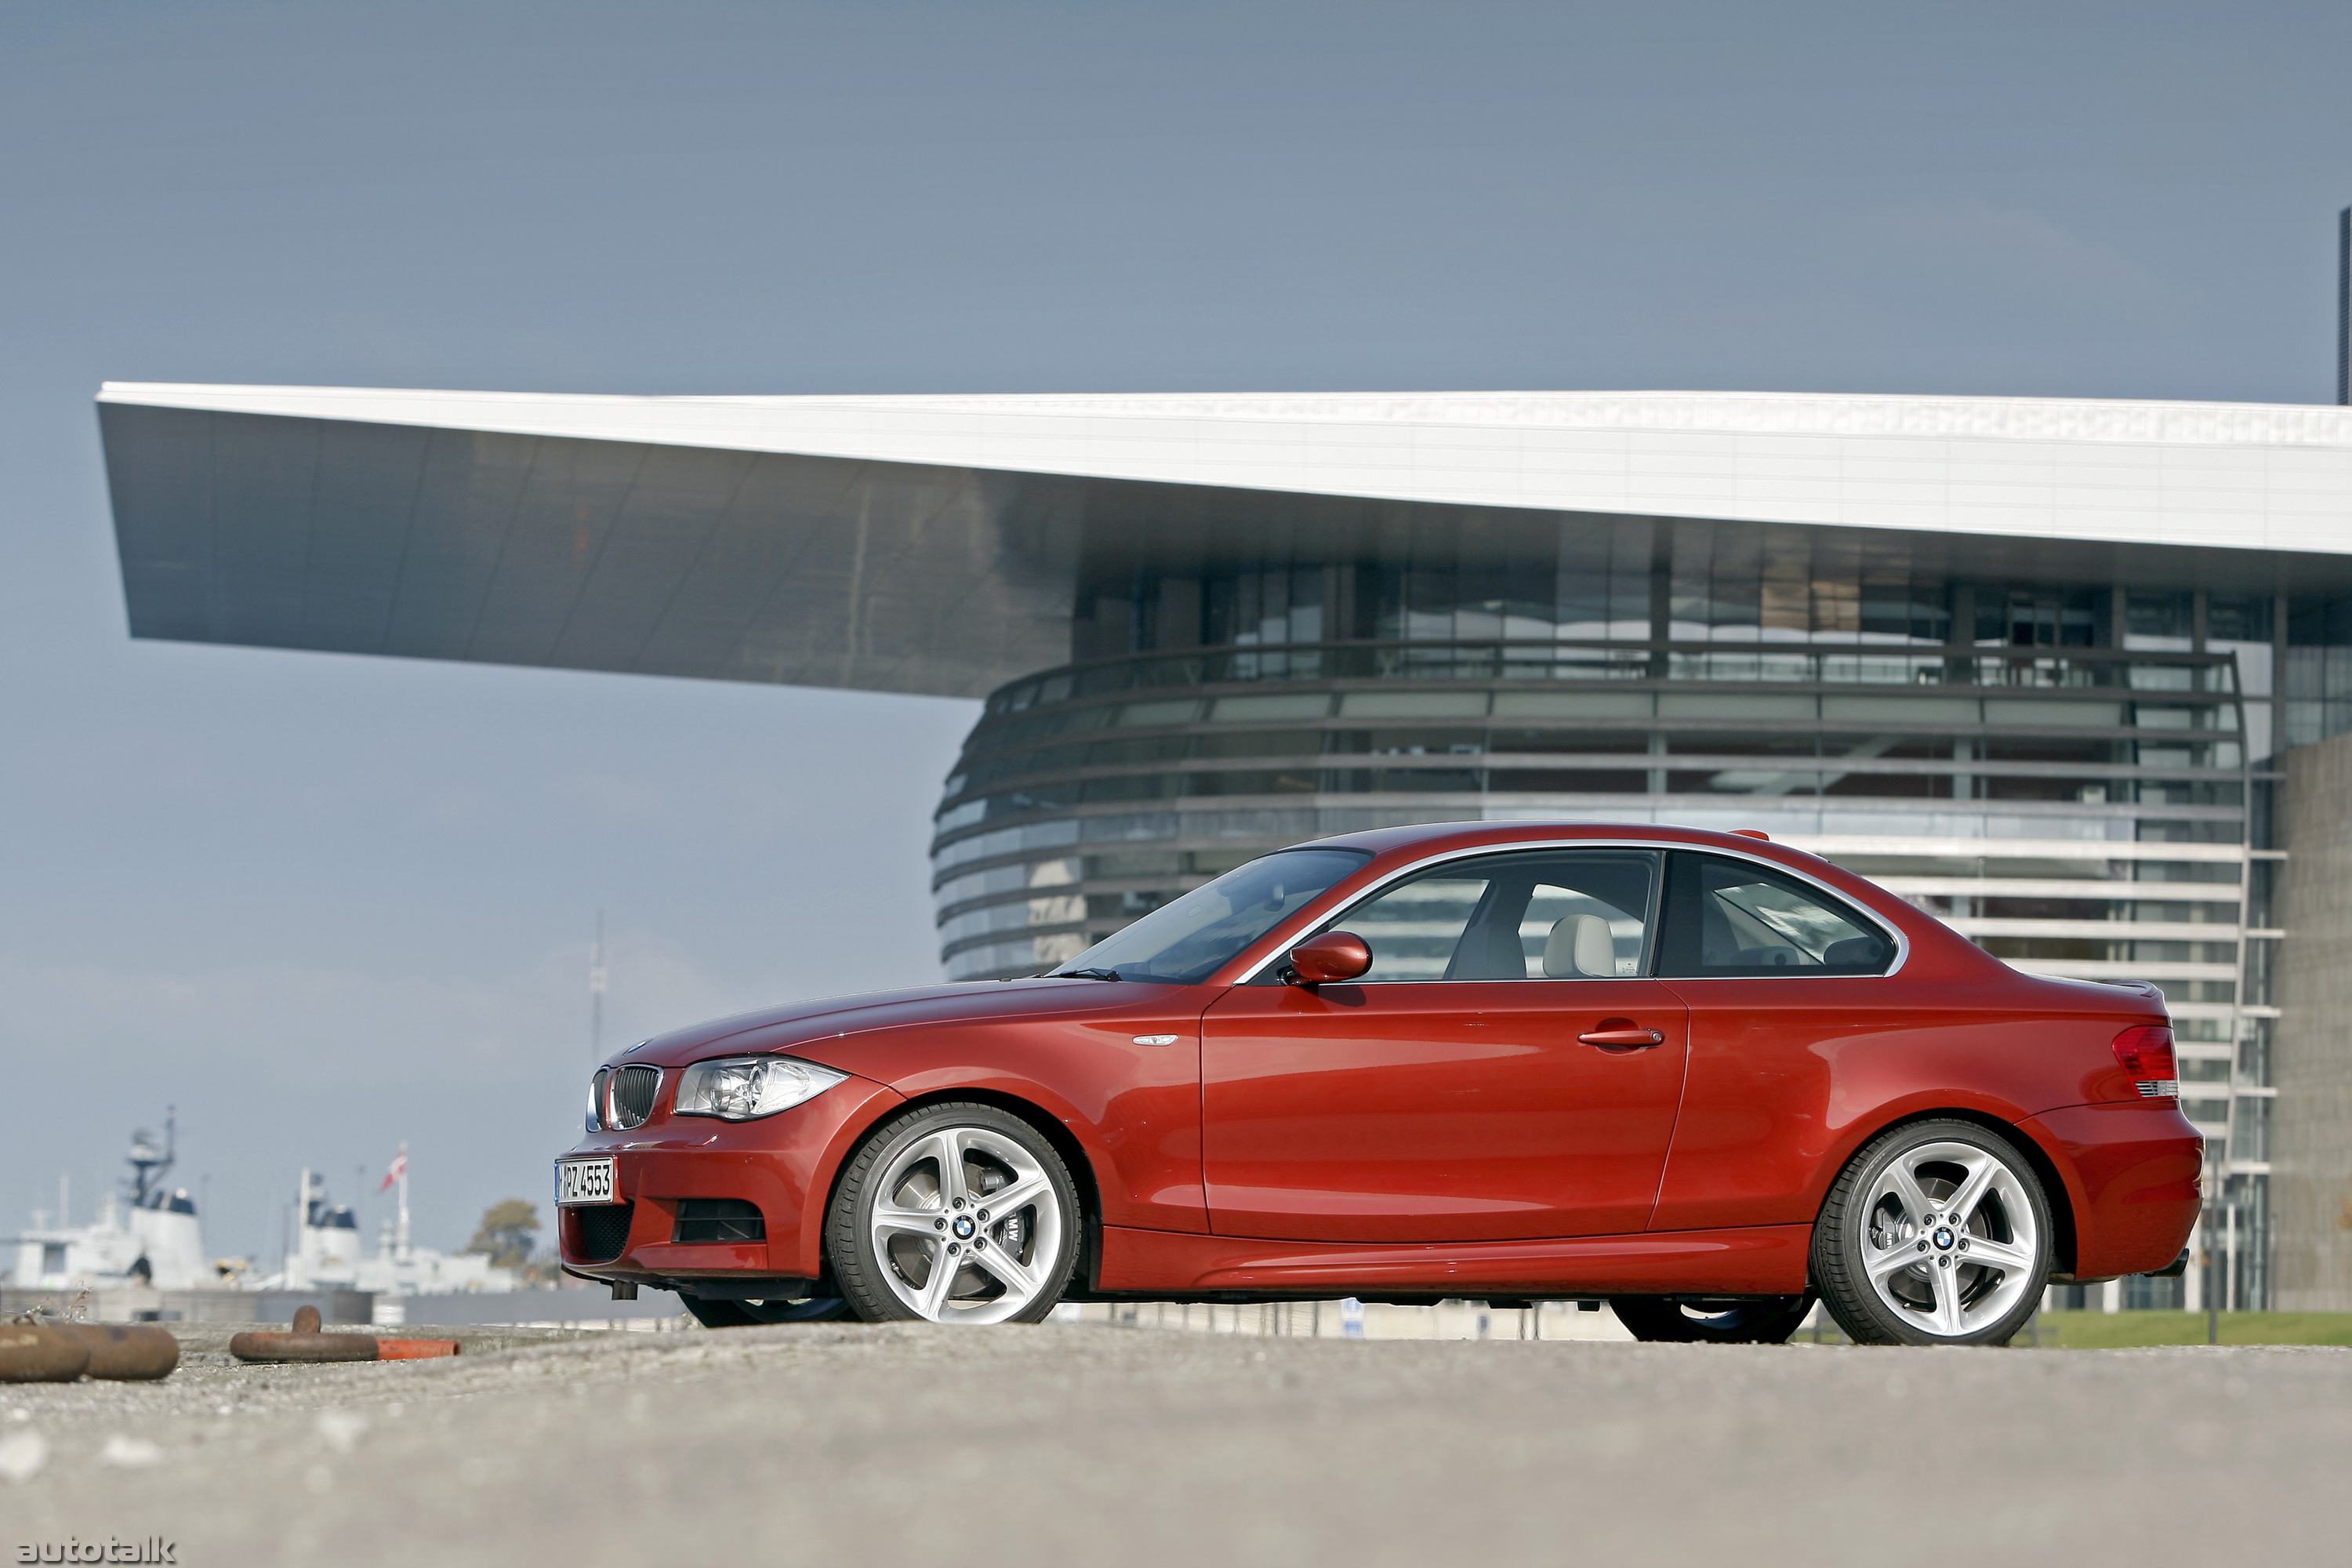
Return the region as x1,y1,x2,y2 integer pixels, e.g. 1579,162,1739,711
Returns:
227,1330,378,1363
53,1323,180,1381
373,1339,460,1359
229,1307,377,1363
0,1324,93,1382
227,1308,460,1364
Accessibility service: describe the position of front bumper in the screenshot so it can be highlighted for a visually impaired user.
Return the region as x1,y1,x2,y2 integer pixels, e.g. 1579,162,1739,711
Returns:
555,1075,902,1290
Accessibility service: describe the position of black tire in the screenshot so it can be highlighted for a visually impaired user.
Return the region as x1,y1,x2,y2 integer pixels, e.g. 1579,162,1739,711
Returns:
826,1102,1082,1324
678,1292,851,1327
1609,1294,1815,1344
1812,1118,2053,1347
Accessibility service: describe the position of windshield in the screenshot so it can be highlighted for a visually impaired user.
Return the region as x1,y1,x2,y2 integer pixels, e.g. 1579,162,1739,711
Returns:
1046,848,1370,984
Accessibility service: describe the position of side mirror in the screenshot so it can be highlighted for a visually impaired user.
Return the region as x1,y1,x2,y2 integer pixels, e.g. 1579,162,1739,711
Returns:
1285,931,1372,985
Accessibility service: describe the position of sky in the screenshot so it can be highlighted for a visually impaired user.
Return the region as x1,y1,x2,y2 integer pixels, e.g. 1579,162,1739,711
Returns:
5,0,2351,1264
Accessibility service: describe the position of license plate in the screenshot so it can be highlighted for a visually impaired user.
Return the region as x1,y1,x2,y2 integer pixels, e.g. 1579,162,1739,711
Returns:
557,1156,618,1206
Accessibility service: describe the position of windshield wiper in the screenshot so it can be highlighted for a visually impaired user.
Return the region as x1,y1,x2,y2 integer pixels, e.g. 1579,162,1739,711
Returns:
1044,967,1122,981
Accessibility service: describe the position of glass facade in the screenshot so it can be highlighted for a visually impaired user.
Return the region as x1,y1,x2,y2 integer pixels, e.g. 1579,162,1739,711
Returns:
97,391,2352,1312
933,511,2352,1308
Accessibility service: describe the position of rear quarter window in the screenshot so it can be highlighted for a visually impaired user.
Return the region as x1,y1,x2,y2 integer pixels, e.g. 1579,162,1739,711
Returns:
1657,851,1895,978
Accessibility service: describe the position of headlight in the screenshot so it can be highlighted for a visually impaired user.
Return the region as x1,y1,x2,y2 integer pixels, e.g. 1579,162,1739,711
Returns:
673,1055,847,1120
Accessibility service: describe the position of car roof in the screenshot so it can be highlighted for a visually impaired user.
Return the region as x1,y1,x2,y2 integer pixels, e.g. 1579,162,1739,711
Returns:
1225,817,1994,987
1291,818,1828,862
1275,818,1938,947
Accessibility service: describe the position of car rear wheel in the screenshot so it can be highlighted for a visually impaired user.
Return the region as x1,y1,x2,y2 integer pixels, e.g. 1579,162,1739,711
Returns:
827,1102,1081,1324
1812,1118,2053,1347
677,1293,851,1327
1609,1294,1815,1344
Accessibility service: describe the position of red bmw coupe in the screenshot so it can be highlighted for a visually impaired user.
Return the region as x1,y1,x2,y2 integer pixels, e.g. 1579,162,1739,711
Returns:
557,822,2200,1346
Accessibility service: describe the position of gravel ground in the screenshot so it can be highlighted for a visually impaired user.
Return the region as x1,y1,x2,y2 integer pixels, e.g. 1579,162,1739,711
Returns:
2,1323,2345,1566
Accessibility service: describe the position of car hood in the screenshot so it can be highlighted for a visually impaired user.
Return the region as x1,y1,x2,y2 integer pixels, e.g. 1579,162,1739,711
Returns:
613,979,1185,1069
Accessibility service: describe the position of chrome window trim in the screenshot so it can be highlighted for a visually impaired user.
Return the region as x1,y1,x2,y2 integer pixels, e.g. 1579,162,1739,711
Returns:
1228,837,1911,985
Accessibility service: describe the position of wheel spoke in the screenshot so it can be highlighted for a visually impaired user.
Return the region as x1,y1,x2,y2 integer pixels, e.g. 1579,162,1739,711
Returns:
1927,1261,1966,1337
916,1244,962,1317
967,1240,1038,1301
1961,1236,2033,1276
871,1204,942,1240
978,1172,1050,1219
924,1131,971,1209
1866,1243,1932,1282
1883,1160,1936,1224
1939,1155,2000,1229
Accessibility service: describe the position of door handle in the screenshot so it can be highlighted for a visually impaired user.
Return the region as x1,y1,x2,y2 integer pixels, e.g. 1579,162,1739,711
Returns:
1577,1026,1664,1049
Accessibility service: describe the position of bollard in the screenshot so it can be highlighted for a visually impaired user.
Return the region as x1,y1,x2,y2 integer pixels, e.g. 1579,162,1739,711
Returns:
0,1324,92,1382
230,1305,379,1364
54,1323,180,1381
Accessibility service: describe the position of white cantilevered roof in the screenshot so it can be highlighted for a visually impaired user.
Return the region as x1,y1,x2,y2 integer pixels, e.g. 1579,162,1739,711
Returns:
99,383,2352,557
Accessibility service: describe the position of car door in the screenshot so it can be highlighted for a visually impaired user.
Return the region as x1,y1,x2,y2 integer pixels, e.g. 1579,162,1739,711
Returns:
1646,848,1904,1231
1201,847,1690,1243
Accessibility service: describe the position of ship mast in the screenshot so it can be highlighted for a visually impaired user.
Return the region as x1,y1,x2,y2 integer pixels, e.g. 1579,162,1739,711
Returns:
125,1107,176,1209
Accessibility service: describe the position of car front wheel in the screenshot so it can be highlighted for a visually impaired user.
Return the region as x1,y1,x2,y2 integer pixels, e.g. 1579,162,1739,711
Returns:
678,1293,851,1327
826,1102,1080,1324
1812,1118,2053,1346
1609,1294,1815,1344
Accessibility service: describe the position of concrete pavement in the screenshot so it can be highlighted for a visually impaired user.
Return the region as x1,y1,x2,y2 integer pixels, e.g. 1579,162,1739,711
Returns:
2,1321,2343,1566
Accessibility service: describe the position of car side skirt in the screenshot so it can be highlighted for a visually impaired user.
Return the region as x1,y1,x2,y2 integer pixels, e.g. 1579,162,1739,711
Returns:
1094,1222,1813,1297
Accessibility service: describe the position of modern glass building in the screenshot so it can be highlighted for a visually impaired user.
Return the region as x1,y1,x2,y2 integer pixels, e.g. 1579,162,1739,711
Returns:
95,383,2352,1309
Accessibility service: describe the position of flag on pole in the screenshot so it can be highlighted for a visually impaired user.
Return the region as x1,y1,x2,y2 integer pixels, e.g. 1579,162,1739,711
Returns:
378,1146,408,1193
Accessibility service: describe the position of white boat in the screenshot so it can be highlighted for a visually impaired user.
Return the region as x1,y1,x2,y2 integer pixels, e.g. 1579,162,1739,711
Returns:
5,1118,219,1294
250,1149,516,1296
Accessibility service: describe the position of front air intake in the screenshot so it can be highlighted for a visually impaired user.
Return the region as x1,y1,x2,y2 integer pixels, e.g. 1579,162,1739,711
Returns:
673,1199,766,1244
571,1203,634,1264
608,1065,661,1128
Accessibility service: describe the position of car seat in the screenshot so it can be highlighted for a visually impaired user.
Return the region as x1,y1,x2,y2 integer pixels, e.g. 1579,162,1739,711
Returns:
1445,918,1533,979
1544,913,1617,978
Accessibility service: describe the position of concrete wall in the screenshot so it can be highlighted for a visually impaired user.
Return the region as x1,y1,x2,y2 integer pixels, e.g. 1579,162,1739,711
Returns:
0,1287,374,1324
2273,730,2352,1309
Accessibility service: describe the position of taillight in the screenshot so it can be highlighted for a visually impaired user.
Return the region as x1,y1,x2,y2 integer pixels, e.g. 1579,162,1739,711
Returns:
2111,1024,2178,1098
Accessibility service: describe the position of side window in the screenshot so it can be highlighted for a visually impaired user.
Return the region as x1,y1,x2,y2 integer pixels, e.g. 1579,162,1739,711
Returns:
1511,853,1659,978
1657,852,1893,978
1309,849,1661,982
1333,869,1494,982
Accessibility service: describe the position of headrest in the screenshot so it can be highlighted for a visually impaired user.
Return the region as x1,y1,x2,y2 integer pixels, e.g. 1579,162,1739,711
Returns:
1544,913,1617,978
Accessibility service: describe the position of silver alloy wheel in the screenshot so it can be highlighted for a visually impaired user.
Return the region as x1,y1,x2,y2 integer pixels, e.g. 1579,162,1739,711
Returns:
1859,1138,2042,1338
866,1123,1066,1324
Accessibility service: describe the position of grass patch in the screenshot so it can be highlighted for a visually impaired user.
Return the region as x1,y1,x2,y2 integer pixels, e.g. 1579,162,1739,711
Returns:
2028,1311,2352,1348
